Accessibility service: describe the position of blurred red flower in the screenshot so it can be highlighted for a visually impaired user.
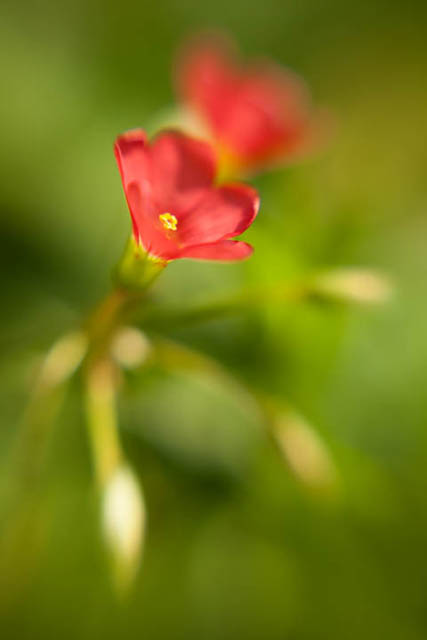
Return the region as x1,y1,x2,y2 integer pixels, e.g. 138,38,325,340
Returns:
175,34,314,172
114,129,259,262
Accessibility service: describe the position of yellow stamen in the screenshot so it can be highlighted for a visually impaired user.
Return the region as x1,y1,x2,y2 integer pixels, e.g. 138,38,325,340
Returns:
159,213,178,231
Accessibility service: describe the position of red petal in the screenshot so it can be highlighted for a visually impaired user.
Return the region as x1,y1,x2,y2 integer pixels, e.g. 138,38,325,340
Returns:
114,129,153,239
221,64,311,165
178,183,259,247
178,240,253,261
114,129,179,258
114,129,149,190
114,128,257,262
176,35,311,169
176,34,236,131
149,130,217,214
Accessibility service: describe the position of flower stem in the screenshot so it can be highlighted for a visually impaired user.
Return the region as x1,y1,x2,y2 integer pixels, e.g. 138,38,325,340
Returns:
138,281,307,330
0,332,87,608
147,337,338,494
84,358,123,488
10,331,87,496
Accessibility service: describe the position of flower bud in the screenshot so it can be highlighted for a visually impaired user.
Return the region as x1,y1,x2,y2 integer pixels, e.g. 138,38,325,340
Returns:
111,327,151,370
313,268,393,304
37,331,87,391
274,411,337,492
102,465,146,593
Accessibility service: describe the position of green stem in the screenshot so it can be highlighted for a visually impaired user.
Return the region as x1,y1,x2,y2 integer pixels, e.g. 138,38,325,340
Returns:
9,331,87,497
138,281,307,331
148,337,263,421
81,238,168,487
0,332,88,607
147,337,337,493
84,359,123,488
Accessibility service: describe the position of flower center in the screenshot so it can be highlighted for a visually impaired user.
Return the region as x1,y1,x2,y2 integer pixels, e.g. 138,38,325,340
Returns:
159,213,178,231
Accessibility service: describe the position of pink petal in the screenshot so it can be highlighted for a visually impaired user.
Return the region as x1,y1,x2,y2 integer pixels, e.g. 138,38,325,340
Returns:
149,130,217,214
178,183,259,247
178,240,253,261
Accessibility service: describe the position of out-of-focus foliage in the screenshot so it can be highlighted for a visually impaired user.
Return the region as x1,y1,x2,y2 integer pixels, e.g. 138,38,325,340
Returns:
0,0,427,638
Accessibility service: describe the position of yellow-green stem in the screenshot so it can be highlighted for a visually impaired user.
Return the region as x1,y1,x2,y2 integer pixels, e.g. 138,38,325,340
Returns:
85,359,123,488
9,331,87,497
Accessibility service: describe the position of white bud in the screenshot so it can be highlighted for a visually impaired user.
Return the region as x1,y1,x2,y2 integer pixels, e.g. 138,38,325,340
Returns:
38,331,87,389
111,327,151,369
314,268,393,304
275,411,337,491
102,465,146,592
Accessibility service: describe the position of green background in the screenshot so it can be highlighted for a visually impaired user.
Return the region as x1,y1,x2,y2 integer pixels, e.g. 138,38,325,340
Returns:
0,0,426,638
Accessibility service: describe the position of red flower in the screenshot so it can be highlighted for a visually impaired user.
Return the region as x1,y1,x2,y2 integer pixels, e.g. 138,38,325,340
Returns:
114,129,259,262
175,34,313,172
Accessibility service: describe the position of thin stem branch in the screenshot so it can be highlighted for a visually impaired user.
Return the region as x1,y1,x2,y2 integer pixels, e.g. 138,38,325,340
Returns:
138,280,309,330
147,336,337,493
8,331,87,497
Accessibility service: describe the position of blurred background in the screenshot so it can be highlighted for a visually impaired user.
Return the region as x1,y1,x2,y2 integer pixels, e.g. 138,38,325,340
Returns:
0,0,427,638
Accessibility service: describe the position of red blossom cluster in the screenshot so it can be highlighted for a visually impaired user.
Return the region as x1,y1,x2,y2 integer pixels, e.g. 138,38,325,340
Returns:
115,34,316,263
